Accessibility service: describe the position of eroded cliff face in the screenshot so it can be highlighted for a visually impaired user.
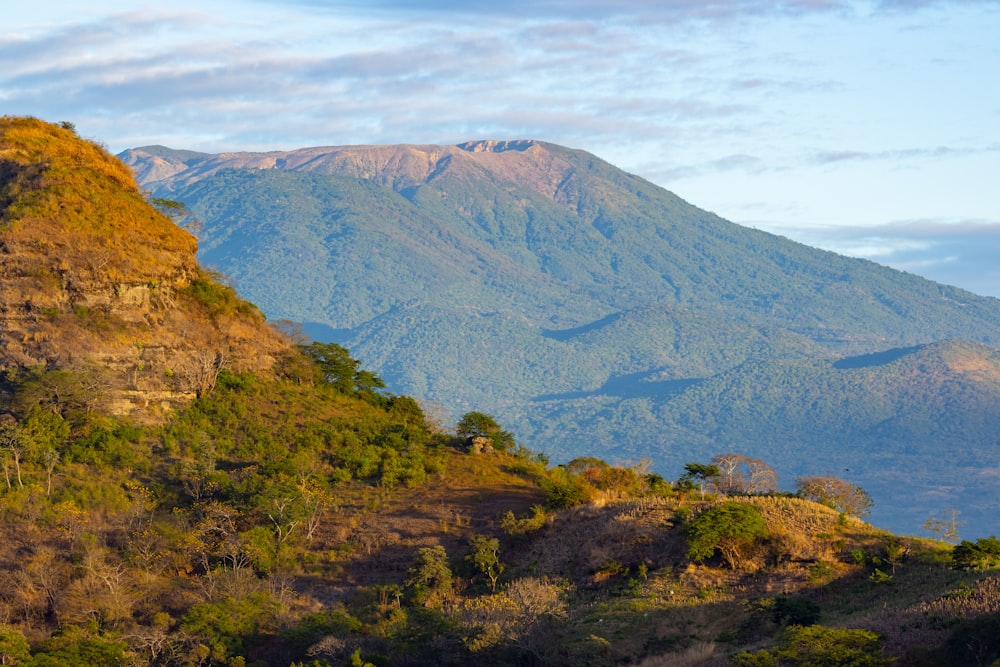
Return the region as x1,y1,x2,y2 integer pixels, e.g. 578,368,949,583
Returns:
0,116,289,420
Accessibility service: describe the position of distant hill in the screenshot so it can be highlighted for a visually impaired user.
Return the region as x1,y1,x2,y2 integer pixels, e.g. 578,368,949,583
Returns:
122,140,1000,536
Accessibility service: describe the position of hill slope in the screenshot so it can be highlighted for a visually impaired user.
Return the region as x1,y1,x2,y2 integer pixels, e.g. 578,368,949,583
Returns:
1,117,288,419
122,140,1000,535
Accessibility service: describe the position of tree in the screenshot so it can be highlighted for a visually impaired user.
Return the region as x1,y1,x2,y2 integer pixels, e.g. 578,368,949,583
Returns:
301,342,385,400
952,535,1000,570
405,546,453,607
795,475,872,518
687,502,769,569
150,196,203,232
456,411,515,453
0,424,27,489
710,453,778,495
680,462,720,500
0,625,30,666
924,509,963,543
467,535,504,592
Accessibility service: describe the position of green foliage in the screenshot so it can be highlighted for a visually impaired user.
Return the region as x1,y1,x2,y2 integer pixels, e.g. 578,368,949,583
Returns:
302,342,387,405
539,467,593,509
770,597,822,627
564,457,641,495
467,535,504,592
0,625,30,666
456,412,515,453
345,649,377,667
499,505,548,535
733,625,892,667
686,502,769,569
952,535,1000,570
181,593,281,661
181,269,260,319
405,546,453,607
680,462,720,498
28,625,131,667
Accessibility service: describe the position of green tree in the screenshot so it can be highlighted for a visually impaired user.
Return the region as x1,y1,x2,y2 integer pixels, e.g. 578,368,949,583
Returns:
952,535,1000,570
456,411,515,453
540,466,593,509
301,342,385,400
150,196,203,232
405,545,453,607
680,462,720,500
0,625,30,666
687,502,769,569
467,535,504,592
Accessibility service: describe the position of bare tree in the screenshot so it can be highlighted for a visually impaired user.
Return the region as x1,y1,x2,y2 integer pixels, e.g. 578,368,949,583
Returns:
795,475,873,517
710,453,778,495
0,424,27,489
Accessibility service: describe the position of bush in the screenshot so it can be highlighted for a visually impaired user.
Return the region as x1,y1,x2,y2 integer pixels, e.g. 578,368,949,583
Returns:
733,624,892,667
540,467,594,509
952,535,1000,570
686,502,768,569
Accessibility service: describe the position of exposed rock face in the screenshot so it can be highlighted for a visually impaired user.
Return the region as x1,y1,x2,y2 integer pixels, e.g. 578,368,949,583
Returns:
0,116,289,420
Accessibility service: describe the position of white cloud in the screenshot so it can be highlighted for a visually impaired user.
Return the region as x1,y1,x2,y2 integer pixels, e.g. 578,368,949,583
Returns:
764,220,1000,298
4,0,1000,299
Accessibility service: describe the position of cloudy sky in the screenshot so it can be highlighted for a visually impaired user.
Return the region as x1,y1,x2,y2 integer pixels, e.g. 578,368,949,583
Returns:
4,1,999,296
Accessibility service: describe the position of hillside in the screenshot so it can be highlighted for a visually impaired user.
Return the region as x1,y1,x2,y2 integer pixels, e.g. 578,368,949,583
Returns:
1,117,288,420
122,140,1000,536
0,118,996,666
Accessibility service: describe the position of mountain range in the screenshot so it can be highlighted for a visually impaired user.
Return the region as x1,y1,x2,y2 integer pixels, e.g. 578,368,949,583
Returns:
120,140,1000,537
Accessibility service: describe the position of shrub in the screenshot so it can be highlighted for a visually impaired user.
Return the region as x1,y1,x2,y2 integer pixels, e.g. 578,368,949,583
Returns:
733,624,892,667
539,467,594,509
952,535,1000,570
686,502,769,570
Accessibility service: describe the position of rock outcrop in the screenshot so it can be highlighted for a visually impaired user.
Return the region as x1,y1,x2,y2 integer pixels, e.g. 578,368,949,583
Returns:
0,116,289,420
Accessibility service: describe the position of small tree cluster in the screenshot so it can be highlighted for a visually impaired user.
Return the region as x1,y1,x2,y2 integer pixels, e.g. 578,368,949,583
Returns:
952,535,1000,570
405,546,453,607
711,453,779,495
301,342,386,403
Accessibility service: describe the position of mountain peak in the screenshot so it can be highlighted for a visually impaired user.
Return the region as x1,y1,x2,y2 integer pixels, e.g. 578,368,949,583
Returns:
457,139,537,153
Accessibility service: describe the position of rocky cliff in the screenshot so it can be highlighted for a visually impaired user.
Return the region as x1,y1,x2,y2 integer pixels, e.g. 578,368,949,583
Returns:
0,116,289,420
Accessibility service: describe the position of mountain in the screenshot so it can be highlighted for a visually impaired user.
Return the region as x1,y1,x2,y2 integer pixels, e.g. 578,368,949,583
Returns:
1,117,289,420
122,140,1000,536
2,117,999,666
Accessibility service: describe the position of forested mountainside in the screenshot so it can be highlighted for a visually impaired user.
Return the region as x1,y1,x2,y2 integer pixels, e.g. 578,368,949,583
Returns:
123,140,1000,537
0,116,998,666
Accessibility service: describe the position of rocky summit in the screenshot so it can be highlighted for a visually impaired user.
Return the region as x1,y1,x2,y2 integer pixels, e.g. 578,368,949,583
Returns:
0,117,289,420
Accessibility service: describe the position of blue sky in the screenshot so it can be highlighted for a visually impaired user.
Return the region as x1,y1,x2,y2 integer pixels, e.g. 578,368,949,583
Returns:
4,0,999,296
